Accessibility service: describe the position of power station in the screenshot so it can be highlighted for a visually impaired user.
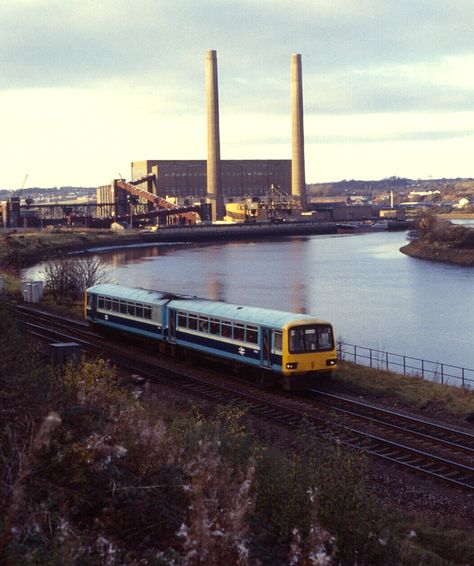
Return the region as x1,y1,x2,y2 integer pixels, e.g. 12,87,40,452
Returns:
2,51,308,227
128,50,307,221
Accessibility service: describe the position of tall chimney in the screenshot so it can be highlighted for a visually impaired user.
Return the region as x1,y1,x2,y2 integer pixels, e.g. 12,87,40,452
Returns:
206,49,224,220
291,53,306,207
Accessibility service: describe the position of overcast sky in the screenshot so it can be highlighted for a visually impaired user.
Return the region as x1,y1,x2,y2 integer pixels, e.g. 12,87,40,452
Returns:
1,0,473,188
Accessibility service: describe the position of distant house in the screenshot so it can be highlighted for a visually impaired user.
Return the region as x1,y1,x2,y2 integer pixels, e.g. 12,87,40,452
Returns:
454,197,472,209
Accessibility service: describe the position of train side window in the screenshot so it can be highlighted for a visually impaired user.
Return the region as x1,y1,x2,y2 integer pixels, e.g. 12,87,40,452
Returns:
188,315,198,330
221,321,232,337
143,306,152,320
246,326,258,344
178,312,188,328
273,332,283,353
111,300,119,312
120,302,127,314
233,324,245,341
209,318,220,335
135,304,143,318
289,328,304,353
198,316,209,333
104,298,111,310
98,296,104,309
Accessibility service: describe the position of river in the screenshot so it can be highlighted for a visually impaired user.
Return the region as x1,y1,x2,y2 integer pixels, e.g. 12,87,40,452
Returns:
24,230,474,370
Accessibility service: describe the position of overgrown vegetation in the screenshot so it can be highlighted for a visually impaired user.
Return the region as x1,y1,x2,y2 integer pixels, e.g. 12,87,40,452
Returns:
2,301,474,564
418,214,474,249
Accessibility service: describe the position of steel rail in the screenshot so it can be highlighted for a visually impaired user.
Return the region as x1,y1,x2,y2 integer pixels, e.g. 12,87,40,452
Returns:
310,389,474,456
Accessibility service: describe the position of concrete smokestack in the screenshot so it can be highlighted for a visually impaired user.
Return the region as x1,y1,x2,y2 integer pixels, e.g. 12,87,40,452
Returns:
206,49,224,220
291,53,307,207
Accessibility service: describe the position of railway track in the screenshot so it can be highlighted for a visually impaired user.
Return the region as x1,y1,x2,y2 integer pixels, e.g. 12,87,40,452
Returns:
18,304,474,491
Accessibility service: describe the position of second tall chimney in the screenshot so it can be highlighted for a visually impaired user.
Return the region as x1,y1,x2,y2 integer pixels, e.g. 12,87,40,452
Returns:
291,53,306,206
206,49,224,220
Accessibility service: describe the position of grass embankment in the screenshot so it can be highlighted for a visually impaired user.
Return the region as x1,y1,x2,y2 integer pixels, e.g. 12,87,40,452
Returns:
334,363,474,423
1,301,474,565
400,215,474,266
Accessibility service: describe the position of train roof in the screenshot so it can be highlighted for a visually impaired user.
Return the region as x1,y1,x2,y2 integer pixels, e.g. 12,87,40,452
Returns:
87,284,329,327
169,298,326,328
86,283,190,305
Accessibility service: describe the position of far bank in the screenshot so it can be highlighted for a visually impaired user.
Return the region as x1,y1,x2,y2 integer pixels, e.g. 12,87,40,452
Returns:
400,215,474,267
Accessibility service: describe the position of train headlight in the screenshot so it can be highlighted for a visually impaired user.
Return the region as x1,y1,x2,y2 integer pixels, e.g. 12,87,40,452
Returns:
326,359,337,367
286,362,298,369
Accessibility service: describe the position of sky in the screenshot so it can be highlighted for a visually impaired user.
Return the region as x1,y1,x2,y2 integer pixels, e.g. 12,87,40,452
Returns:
1,0,473,189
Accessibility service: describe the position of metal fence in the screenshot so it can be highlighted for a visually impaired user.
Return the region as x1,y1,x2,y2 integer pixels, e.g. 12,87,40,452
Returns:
337,341,474,389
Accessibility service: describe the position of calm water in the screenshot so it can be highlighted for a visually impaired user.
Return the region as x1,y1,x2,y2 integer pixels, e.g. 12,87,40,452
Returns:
24,231,474,369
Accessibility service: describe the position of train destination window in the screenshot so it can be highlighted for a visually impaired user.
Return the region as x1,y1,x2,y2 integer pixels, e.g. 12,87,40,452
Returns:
178,312,187,328
233,324,245,341
246,326,258,344
143,306,152,320
209,318,220,335
188,314,198,330
198,316,209,333
304,328,318,351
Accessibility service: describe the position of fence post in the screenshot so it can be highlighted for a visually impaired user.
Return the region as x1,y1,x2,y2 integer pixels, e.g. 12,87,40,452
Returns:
369,348,373,368
354,344,357,364
403,356,406,375
386,352,389,371
421,359,424,379
462,368,465,388
441,363,444,385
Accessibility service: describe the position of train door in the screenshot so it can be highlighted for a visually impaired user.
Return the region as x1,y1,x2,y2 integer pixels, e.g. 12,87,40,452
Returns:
262,328,272,368
90,293,97,320
169,309,176,342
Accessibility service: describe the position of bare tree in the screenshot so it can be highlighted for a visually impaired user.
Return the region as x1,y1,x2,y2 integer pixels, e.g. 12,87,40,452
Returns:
44,256,107,302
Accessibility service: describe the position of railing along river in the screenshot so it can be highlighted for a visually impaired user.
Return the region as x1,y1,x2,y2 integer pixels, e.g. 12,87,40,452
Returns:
338,341,474,389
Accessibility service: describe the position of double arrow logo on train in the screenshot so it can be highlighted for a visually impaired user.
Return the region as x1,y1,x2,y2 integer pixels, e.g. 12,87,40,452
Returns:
238,347,246,356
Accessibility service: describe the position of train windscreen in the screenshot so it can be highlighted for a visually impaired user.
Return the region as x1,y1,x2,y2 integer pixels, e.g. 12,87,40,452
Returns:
288,325,334,353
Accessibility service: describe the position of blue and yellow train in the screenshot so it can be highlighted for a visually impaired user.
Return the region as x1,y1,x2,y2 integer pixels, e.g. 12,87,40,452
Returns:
85,284,337,390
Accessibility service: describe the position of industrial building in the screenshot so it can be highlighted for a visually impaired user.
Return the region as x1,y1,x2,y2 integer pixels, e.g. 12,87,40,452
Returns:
130,159,291,199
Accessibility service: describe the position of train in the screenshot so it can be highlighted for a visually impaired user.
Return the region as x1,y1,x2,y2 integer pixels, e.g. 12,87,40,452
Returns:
85,283,337,390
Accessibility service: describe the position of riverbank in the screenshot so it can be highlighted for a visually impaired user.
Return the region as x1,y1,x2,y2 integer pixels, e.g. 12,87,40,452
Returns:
0,222,339,269
400,216,474,266
400,240,474,266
